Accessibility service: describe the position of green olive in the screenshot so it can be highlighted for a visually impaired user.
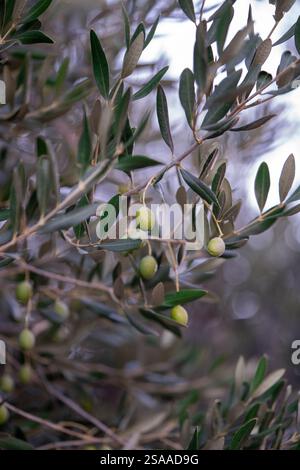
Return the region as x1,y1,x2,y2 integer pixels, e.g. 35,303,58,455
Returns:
54,300,70,320
18,329,35,351
16,281,33,304
136,207,155,231
170,305,189,326
0,405,9,425
207,237,226,257
19,365,32,384
139,255,158,280
0,374,14,393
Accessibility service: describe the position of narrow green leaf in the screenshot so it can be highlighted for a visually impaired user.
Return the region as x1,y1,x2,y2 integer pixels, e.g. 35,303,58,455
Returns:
250,355,268,393
251,369,285,399
126,311,158,336
156,85,174,153
295,16,300,54
179,68,195,129
180,168,220,207
36,136,48,157
40,202,99,233
178,0,196,23
254,162,270,212
99,238,142,252
115,155,162,172
279,154,295,202
139,308,182,337
90,30,110,98
23,0,53,23
0,436,34,450
229,419,257,450
55,57,69,95
133,66,168,101
14,30,53,44
230,115,276,132
37,156,51,217
77,108,91,173
122,31,144,78
273,23,296,47
193,21,207,93
144,15,160,49
162,289,207,308
121,2,130,49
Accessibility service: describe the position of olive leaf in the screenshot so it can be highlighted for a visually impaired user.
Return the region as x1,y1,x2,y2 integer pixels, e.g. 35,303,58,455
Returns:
156,85,174,153
230,115,276,132
254,161,270,212
77,108,92,174
229,419,257,450
23,0,53,23
180,168,220,207
279,154,295,202
115,155,162,172
122,31,144,78
295,16,300,54
133,66,168,101
179,68,195,129
90,30,110,99
161,289,207,308
178,0,196,23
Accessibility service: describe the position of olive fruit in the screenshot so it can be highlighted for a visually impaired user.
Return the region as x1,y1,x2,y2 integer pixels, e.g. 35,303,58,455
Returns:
16,281,33,304
19,365,32,384
139,255,158,280
0,405,9,425
136,207,155,231
0,374,14,393
18,329,35,351
207,237,226,257
54,300,70,320
170,305,189,326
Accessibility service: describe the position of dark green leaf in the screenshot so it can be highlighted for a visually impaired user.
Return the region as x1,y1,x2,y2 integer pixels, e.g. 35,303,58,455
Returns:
0,436,34,450
77,108,91,174
286,184,300,203
229,419,257,450
23,0,53,23
180,168,220,207
90,30,110,99
179,68,195,129
254,162,270,212
250,355,268,393
178,0,196,23
273,23,295,47
126,311,159,336
162,289,207,308
36,136,48,157
139,308,182,337
156,85,174,153
98,238,142,252
40,202,99,233
295,16,300,54
193,22,207,93
37,156,51,217
82,299,127,324
133,66,168,101
115,155,162,172
144,15,160,49
230,115,276,132
14,30,53,44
